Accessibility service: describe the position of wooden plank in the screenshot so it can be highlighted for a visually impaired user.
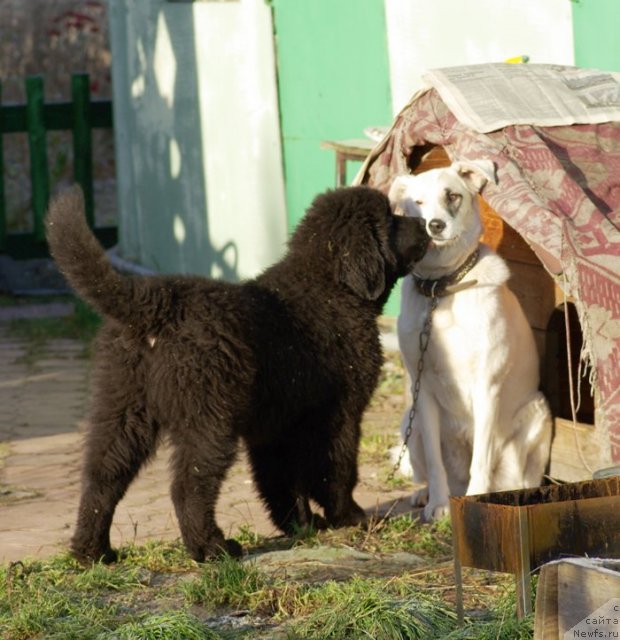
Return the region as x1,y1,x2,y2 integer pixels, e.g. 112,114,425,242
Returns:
26,76,49,244
557,560,620,637
536,559,620,639
72,74,94,228
533,561,559,640
549,417,603,482
505,260,556,332
320,138,375,158
480,199,541,266
411,145,450,174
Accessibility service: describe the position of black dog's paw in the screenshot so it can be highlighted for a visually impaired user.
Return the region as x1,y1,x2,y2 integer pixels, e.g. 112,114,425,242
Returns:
190,537,244,562
327,502,368,529
223,538,243,558
311,512,328,530
71,545,118,566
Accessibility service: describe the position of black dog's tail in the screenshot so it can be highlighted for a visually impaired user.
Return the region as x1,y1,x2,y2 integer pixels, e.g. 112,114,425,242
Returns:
45,186,135,325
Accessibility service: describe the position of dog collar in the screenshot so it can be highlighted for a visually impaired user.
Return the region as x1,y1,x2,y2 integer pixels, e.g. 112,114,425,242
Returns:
413,247,480,298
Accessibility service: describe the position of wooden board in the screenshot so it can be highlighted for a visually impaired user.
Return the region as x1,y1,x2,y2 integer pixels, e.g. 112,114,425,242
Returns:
320,138,375,158
410,145,450,174
535,559,620,639
549,417,604,482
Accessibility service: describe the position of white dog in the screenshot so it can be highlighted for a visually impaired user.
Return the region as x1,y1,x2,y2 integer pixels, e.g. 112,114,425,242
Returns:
389,160,552,521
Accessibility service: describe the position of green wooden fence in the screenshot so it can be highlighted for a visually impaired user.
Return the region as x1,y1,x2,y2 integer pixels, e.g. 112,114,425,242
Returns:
0,73,116,259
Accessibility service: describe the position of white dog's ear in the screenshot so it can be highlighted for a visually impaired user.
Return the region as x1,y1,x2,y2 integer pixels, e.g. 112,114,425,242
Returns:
388,175,411,212
453,160,497,193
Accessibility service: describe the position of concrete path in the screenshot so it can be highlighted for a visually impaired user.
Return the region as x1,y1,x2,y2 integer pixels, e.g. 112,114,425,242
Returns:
0,307,413,563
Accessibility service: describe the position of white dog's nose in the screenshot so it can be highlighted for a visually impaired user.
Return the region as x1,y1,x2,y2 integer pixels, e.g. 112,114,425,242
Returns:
428,219,446,235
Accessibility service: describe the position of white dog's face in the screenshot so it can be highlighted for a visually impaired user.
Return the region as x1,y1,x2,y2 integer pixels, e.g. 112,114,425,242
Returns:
389,160,496,248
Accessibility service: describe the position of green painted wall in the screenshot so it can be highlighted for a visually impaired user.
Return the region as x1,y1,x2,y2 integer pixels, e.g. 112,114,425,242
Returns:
572,0,620,71
272,0,392,228
271,0,398,313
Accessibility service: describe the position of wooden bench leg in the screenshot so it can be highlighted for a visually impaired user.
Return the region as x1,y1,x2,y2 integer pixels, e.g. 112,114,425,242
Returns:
335,152,347,187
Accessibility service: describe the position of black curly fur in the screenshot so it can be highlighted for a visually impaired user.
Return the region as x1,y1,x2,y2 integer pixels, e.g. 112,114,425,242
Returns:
45,185,428,563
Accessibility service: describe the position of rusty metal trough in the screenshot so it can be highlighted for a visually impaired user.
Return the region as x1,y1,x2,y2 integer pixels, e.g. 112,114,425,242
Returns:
450,477,620,620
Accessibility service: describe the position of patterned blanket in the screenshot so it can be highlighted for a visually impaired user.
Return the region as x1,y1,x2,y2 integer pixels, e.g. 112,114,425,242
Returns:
357,88,620,462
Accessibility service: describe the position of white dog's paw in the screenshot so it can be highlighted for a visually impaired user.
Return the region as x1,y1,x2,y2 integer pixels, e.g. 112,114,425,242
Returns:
423,502,451,522
410,486,429,507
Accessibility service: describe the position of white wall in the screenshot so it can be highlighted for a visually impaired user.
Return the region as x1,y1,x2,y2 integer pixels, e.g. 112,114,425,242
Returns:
385,0,575,114
109,0,287,280
193,0,288,279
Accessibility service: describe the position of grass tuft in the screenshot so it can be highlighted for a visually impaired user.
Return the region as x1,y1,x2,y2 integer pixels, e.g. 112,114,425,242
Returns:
118,539,198,573
289,576,456,639
300,513,453,558
182,555,270,613
446,581,535,640
111,610,221,640
1,557,119,639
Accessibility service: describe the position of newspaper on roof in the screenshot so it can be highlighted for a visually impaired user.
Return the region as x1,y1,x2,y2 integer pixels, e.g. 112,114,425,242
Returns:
423,63,620,133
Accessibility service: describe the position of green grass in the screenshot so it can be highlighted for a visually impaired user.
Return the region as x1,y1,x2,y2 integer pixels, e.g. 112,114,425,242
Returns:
1,555,122,639
306,513,453,558
0,527,534,640
183,555,269,613
112,611,221,640
119,539,198,573
182,555,458,637
445,584,535,640
290,576,456,639
360,431,400,465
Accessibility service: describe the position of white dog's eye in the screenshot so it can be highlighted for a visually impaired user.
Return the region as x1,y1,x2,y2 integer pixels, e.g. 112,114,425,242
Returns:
415,199,423,205
447,192,461,204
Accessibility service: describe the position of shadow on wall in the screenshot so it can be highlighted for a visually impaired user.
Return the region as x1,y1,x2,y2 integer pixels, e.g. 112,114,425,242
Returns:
112,2,239,281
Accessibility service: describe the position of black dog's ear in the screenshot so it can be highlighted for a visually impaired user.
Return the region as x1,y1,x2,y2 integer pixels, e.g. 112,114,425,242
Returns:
334,232,386,300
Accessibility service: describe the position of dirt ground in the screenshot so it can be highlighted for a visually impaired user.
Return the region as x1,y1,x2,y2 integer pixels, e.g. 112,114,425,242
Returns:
0,301,419,564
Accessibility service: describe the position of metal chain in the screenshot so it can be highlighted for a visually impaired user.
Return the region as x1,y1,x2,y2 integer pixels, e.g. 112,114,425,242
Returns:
387,292,438,482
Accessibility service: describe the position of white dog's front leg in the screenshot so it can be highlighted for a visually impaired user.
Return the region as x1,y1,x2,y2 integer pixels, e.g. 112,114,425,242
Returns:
466,385,500,496
417,393,451,520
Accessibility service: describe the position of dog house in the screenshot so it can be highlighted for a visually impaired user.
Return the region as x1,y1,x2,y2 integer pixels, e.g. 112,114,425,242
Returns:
356,64,620,478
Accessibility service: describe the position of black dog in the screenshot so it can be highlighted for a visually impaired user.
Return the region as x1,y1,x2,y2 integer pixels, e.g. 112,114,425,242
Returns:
45,186,428,563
